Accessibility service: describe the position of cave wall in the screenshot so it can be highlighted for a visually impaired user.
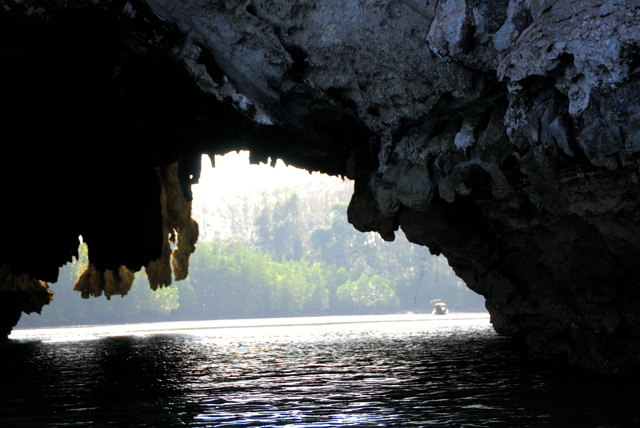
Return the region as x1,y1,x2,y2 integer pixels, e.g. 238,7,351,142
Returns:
1,0,639,372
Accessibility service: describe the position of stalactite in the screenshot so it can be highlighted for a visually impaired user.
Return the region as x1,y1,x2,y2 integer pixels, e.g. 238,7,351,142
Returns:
72,161,199,296
73,264,135,299
146,162,199,289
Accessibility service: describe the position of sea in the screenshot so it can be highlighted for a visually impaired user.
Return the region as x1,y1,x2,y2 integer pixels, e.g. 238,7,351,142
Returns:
2,313,639,427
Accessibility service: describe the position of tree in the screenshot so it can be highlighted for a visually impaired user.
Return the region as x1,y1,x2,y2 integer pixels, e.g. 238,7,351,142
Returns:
256,193,304,261
336,274,399,312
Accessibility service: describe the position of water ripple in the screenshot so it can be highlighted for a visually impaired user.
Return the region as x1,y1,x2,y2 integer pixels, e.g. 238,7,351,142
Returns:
3,315,640,427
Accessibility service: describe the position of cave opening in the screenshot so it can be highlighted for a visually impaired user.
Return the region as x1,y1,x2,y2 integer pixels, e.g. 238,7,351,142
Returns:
16,151,485,330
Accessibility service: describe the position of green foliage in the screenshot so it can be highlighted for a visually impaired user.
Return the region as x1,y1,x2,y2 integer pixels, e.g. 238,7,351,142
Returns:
146,284,181,314
178,241,346,319
256,193,304,260
336,274,399,312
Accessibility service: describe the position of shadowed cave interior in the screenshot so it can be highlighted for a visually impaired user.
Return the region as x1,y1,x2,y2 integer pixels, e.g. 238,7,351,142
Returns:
1,0,640,373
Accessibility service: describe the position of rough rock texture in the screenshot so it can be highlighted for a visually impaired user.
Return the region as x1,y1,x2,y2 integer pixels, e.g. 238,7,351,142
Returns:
145,162,199,290
0,0,639,372
0,266,52,338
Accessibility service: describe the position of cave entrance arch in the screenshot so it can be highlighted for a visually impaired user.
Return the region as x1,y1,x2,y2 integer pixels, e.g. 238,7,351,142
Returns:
4,0,639,372
16,151,484,329
186,151,486,320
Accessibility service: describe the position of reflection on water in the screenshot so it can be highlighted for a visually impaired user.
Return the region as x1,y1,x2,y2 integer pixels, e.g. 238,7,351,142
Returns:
2,314,640,427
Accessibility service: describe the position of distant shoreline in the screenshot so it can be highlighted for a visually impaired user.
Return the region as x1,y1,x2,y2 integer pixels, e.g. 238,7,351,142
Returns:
11,312,491,342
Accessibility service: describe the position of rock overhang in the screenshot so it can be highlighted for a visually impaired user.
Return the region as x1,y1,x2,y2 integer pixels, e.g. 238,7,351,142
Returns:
1,0,639,373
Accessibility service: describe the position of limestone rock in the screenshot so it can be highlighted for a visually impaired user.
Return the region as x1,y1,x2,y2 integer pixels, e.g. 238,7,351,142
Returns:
74,264,135,299
0,265,52,337
146,162,199,289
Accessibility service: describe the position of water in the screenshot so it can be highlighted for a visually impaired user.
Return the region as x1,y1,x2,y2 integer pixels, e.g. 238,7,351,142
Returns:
2,314,639,427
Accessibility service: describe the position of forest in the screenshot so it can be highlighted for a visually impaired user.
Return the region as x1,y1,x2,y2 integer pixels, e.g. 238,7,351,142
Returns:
18,154,485,328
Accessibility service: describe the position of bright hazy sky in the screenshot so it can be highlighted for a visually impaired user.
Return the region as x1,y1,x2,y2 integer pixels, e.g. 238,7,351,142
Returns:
193,151,349,200
191,151,352,239
195,152,319,197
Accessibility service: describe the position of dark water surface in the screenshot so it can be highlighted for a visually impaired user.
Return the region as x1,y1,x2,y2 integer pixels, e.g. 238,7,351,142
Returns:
2,314,639,427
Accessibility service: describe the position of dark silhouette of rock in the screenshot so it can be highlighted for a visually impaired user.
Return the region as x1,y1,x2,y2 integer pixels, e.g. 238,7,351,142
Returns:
0,0,638,372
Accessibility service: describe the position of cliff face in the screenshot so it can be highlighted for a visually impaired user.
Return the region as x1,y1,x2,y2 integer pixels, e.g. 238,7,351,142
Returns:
1,0,639,372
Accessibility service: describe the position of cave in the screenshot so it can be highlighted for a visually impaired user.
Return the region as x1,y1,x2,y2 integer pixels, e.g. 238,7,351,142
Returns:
1,0,639,373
